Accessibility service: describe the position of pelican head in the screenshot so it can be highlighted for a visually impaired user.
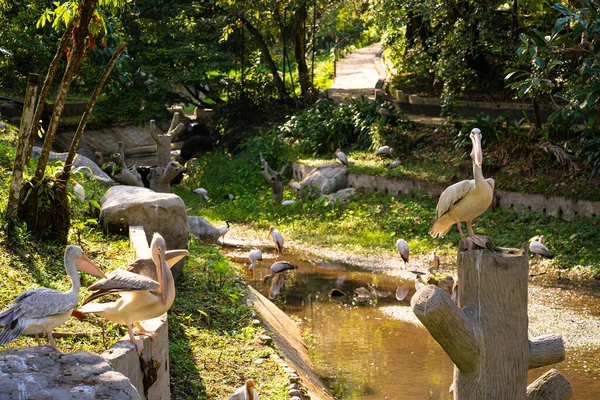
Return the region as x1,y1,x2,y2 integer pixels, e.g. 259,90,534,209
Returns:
470,128,483,168
65,245,106,278
150,233,169,304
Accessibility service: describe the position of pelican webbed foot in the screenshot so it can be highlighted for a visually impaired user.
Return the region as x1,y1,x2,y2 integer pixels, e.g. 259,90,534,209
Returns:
459,235,492,251
134,321,158,340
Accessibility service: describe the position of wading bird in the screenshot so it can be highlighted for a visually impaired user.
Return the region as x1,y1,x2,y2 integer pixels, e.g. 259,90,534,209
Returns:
429,128,494,248
375,145,394,157
262,261,298,284
529,235,553,259
248,249,263,279
335,148,348,167
0,245,105,352
268,226,284,255
229,379,259,400
193,187,209,200
78,233,188,352
396,239,409,264
218,220,232,243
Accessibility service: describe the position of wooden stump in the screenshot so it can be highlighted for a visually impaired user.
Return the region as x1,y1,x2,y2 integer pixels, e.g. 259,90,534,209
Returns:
412,243,572,400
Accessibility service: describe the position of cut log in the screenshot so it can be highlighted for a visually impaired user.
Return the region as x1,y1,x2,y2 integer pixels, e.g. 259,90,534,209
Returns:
150,113,184,168
148,161,182,193
526,369,573,400
112,141,144,187
529,334,565,370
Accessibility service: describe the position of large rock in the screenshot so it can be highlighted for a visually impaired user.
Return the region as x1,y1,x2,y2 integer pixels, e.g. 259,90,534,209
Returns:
0,347,140,399
323,187,357,204
32,146,113,184
301,163,348,195
99,186,188,279
188,216,220,244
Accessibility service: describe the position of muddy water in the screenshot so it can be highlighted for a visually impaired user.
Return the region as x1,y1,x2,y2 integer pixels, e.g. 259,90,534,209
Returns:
226,248,600,399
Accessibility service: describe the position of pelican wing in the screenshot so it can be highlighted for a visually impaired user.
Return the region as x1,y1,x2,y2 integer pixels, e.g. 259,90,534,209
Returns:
435,179,474,219
82,271,160,305
1,288,75,323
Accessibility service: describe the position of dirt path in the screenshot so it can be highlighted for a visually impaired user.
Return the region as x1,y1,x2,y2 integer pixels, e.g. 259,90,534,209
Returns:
223,223,600,350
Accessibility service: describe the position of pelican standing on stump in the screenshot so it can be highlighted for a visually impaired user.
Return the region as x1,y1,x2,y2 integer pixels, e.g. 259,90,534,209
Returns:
335,148,348,167
429,128,494,248
248,249,263,279
396,239,409,264
0,245,105,352
78,233,188,352
529,235,553,259
229,379,260,400
268,226,284,255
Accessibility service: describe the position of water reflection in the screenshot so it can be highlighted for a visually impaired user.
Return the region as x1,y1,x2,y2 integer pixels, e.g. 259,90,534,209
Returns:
226,248,600,399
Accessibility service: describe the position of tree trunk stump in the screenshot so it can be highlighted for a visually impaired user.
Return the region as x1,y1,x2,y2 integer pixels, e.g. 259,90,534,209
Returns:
411,242,572,400
147,113,184,192
148,161,182,193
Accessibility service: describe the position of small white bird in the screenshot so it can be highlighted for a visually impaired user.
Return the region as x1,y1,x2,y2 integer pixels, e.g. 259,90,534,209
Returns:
415,275,426,291
335,148,348,167
73,182,85,202
529,235,553,259
248,249,263,279
386,159,402,169
396,239,409,263
218,221,232,243
375,145,394,157
281,199,296,206
428,250,440,269
229,379,259,400
193,187,209,200
268,226,284,255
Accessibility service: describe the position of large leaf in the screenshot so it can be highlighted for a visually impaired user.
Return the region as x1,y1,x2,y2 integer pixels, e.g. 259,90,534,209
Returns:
552,3,573,16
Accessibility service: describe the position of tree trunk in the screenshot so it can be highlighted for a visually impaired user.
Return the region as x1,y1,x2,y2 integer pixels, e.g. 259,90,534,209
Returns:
7,73,39,227
112,141,144,187
148,161,182,193
149,113,184,168
293,5,310,98
34,0,98,181
239,16,288,100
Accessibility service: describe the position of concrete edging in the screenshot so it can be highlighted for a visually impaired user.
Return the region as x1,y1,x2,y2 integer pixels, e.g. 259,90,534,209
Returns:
292,163,600,221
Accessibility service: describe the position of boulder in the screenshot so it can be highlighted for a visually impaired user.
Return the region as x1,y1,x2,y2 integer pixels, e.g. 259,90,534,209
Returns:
188,216,220,243
323,187,357,204
99,186,188,279
0,347,140,399
32,146,113,184
301,163,348,195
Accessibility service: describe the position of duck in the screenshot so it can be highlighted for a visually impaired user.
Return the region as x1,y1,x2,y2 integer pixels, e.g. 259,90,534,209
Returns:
429,128,494,248
229,379,259,400
268,226,284,255
335,148,348,167
396,239,409,263
78,233,188,352
0,245,105,352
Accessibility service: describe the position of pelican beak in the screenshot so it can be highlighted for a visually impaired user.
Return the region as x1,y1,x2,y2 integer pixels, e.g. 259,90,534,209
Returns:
165,249,189,268
470,131,483,168
153,247,168,304
76,254,107,278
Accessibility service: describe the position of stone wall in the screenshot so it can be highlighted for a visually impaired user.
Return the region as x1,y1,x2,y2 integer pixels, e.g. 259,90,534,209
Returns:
292,163,600,221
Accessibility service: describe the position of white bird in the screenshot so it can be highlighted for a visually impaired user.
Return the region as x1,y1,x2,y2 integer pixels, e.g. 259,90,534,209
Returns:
78,233,188,352
73,182,85,202
218,220,232,243
375,145,394,157
415,275,426,291
229,380,259,400
268,226,284,255
281,199,296,206
529,235,553,259
193,187,209,200
396,239,409,263
262,261,298,283
335,148,348,167
247,249,263,279
429,250,440,269
429,128,494,248
386,159,402,169
0,245,105,352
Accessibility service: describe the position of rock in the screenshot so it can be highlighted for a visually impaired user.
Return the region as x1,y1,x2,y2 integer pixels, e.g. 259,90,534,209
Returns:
288,388,303,397
323,187,357,204
99,186,188,280
259,335,273,345
289,374,301,383
31,146,113,184
187,216,220,243
300,163,348,195
0,347,140,399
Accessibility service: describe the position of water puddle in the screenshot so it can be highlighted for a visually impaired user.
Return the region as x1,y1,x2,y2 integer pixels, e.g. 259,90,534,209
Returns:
224,247,600,399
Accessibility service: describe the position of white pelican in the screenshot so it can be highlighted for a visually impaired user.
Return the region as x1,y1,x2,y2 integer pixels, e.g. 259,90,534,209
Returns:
78,233,188,352
335,148,348,167
396,239,409,263
0,245,105,352
193,187,209,200
375,145,394,157
218,220,232,243
529,235,553,258
262,261,298,284
429,128,494,248
428,250,440,269
386,159,402,169
248,249,262,279
73,182,85,202
415,275,426,291
229,379,259,400
268,226,284,254
281,199,296,206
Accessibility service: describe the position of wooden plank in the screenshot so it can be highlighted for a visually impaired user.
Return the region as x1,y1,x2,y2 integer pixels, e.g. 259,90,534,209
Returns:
129,225,151,259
